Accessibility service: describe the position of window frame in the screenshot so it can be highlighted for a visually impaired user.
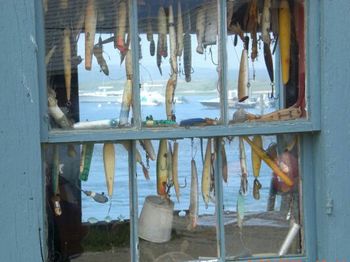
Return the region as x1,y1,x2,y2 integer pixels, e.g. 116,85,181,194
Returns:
35,0,320,261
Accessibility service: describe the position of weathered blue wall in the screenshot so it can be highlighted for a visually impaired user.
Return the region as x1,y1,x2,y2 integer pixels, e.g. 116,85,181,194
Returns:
313,0,350,260
0,0,44,261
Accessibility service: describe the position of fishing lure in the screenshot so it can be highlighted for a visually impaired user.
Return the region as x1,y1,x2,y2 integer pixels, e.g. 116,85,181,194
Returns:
176,1,184,57
168,4,178,77
47,88,72,128
51,145,62,216
237,192,245,229
179,118,217,127
139,139,156,161
103,143,115,198
165,78,176,121
264,43,274,84
188,158,199,230
238,37,249,102
251,135,263,178
74,119,118,129
167,141,173,186
63,28,71,104
116,0,127,53
85,0,97,70
203,3,217,48
202,138,212,208
82,190,108,203
120,141,149,180
119,50,133,126
146,13,155,56
243,136,294,187
262,0,272,44
239,137,248,196
253,178,262,200
195,6,206,54
183,11,192,82
79,143,94,181
279,0,291,85
157,139,168,197
93,37,109,76
221,139,228,183
172,141,180,202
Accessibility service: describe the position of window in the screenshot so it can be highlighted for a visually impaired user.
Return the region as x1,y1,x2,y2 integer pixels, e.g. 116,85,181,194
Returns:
40,0,319,261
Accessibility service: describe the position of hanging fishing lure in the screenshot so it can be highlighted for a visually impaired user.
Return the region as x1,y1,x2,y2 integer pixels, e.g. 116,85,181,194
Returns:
172,141,180,202
79,143,94,181
251,136,263,200
183,10,192,82
119,49,133,126
239,137,248,196
157,139,168,197
202,138,212,208
279,0,291,85
85,0,97,70
176,1,184,57
146,12,155,56
51,145,62,216
103,143,115,198
238,37,249,102
188,157,199,230
93,37,109,76
63,27,71,104
115,0,128,53
195,6,206,54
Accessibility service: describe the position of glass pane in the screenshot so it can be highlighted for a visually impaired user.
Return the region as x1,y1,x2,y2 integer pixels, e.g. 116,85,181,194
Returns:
227,0,306,124
137,0,221,128
222,134,303,259
137,138,218,261
44,143,131,261
45,0,135,130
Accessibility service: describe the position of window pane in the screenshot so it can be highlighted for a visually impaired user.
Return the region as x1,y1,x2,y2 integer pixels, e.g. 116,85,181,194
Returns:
45,1,135,131
137,139,219,261
222,134,303,259
44,143,131,261
137,0,222,128
227,0,307,124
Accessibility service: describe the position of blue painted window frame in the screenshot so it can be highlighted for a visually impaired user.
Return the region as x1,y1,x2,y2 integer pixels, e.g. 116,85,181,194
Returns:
35,0,320,261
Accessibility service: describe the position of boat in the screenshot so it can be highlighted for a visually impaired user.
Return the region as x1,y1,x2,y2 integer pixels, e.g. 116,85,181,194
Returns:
79,86,124,102
200,90,258,109
79,84,187,106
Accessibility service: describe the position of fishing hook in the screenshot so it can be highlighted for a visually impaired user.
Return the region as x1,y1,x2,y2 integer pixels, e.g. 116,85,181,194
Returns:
252,60,256,81
179,177,187,188
66,100,72,109
145,155,150,169
200,138,204,165
272,36,279,55
169,58,179,76
190,138,198,160
268,82,278,100
191,138,194,160
209,47,218,66
178,58,182,77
